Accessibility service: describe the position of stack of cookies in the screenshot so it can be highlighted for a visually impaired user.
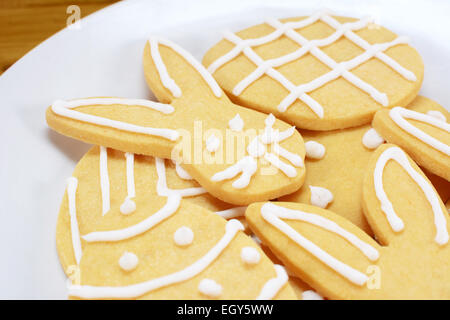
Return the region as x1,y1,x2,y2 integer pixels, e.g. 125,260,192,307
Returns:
46,10,449,299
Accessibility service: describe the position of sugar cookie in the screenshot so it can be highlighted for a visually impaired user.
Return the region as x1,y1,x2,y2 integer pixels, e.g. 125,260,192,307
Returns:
57,147,296,299
372,95,449,181
280,124,376,232
245,144,449,299
46,36,306,205
203,10,423,130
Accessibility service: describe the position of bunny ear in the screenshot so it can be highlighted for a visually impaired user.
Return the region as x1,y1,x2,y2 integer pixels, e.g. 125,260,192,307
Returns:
143,37,227,104
362,143,449,247
245,202,382,299
46,98,179,159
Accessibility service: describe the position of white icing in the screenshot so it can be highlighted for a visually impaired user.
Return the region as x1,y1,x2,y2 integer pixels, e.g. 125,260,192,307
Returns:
211,114,301,188
305,141,326,159
302,290,323,300
149,36,222,98
309,186,334,208
206,134,220,153
362,128,385,149
198,279,222,298
211,156,258,189
82,194,182,242
173,226,194,246
427,110,446,122
228,114,244,131
67,177,82,265
240,247,261,265
215,207,247,219
156,158,206,197
273,143,304,167
120,198,136,215
119,251,139,271
389,107,450,155
208,10,415,117
69,219,244,299
51,98,179,141
247,137,266,158
264,153,297,177
255,265,289,300
173,161,192,180
261,202,379,285
99,146,110,215
120,152,136,214
373,146,448,245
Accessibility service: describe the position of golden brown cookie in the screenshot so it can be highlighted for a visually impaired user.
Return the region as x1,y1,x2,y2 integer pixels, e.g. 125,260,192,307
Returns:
372,96,449,181
280,123,379,233
246,144,449,299
46,36,306,205
203,10,423,130
57,147,295,299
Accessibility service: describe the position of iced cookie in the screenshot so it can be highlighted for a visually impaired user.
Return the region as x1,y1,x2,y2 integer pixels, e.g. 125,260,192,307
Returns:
372,96,449,181
203,10,423,130
246,144,449,299
46,36,306,205
57,147,295,299
280,123,379,233
256,236,324,300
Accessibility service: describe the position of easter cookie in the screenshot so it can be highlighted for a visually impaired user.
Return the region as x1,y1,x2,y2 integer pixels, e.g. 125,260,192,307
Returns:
246,144,449,299
46,36,306,205
372,96,450,181
57,147,295,299
280,123,377,233
203,10,423,130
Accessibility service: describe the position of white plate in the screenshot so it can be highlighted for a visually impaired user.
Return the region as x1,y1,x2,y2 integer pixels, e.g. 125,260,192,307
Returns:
0,0,449,299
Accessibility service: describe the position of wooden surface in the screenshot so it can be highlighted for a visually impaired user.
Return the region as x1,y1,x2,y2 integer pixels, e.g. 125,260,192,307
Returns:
0,0,118,75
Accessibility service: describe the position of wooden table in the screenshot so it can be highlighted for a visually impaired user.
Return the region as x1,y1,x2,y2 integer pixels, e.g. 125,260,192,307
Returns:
0,0,118,74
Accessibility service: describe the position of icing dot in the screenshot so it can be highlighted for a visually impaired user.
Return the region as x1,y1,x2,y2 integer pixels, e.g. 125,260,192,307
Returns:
305,141,326,159
206,134,220,153
309,186,333,208
119,251,139,271
240,247,261,265
427,110,446,122
198,279,222,298
173,226,194,246
362,128,385,149
229,114,244,131
302,290,324,300
120,198,136,215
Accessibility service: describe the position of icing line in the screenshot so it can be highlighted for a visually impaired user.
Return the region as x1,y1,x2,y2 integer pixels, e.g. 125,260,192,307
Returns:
51,98,179,141
261,202,375,285
82,194,182,242
389,107,450,156
99,146,110,215
208,11,416,117
156,158,206,197
255,265,289,300
373,146,448,245
149,36,222,98
215,207,247,219
69,219,244,299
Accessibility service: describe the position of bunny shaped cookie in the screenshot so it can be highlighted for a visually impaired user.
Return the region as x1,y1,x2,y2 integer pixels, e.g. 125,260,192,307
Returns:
372,96,450,181
246,144,449,299
58,146,295,299
46,37,306,205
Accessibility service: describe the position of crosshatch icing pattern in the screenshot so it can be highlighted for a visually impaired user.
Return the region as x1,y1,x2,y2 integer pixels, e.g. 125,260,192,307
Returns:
206,10,418,119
